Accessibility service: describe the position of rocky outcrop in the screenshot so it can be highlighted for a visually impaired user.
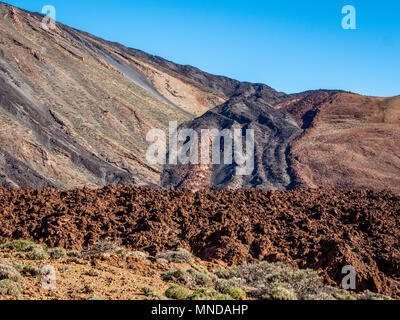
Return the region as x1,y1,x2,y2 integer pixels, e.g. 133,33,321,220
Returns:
162,84,302,190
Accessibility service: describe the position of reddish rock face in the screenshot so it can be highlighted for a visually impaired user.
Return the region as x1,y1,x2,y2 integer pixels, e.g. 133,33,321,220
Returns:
277,91,400,194
0,186,399,298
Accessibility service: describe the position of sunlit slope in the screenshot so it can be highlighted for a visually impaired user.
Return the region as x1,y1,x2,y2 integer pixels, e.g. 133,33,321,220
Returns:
0,2,191,188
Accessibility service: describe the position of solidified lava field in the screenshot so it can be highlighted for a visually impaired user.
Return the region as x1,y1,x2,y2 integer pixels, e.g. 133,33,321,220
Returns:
0,186,399,297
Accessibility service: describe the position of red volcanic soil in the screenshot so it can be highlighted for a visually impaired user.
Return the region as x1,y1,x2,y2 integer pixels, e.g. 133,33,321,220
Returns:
0,186,399,297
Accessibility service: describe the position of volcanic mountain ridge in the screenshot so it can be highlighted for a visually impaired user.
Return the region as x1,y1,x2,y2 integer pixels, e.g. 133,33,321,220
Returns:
1,2,400,194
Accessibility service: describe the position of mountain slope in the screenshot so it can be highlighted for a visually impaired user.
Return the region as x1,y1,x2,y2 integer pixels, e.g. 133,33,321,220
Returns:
277,91,400,193
0,2,195,188
0,2,242,188
163,89,400,193
1,2,400,193
0,1,292,189
161,84,301,190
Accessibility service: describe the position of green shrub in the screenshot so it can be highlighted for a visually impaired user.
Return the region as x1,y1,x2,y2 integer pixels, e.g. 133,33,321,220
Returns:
220,261,325,299
210,262,386,300
192,271,213,286
223,286,246,300
88,296,106,300
0,279,22,296
263,286,297,300
128,251,149,261
161,269,191,284
331,288,356,300
0,240,37,251
187,288,232,300
226,262,322,287
0,261,22,282
215,268,231,279
21,265,41,277
187,288,215,300
25,246,49,260
48,247,67,259
215,278,245,293
165,285,189,300
190,264,209,274
85,268,99,277
157,248,193,264
356,290,392,300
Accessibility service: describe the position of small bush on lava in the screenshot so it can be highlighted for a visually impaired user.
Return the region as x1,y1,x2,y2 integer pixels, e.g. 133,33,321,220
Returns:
187,288,232,301
0,240,37,251
21,265,41,277
165,285,189,300
157,248,193,264
93,238,118,253
215,278,246,293
186,269,214,286
262,285,297,300
128,251,150,261
25,245,49,260
161,269,192,284
85,268,99,277
357,290,393,300
0,261,22,282
0,279,22,296
214,261,339,300
48,247,67,259
223,286,246,300
215,268,231,279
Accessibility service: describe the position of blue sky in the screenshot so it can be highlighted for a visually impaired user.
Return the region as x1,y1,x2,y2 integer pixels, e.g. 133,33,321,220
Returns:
4,0,400,97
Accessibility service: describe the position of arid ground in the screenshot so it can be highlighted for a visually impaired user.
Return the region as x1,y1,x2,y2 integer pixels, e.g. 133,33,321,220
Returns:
0,186,399,299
